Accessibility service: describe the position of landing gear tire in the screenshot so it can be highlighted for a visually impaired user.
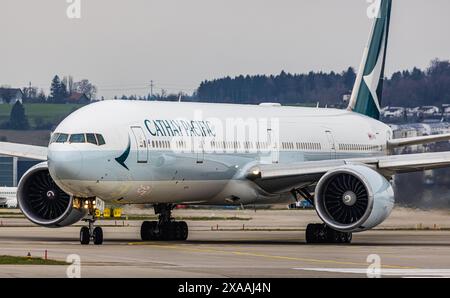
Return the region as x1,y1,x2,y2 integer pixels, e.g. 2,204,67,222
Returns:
179,221,189,241
78,198,103,245
305,224,321,244
93,227,104,245
343,232,352,243
141,220,188,241
305,224,352,244
140,204,189,242
163,221,188,241
141,221,152,241
141,221,160,241
80,226,90,245
160,223,175,241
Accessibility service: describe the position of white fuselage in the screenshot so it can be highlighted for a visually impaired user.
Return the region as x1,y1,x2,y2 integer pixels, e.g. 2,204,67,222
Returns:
47,100,392,206
0,187,17,208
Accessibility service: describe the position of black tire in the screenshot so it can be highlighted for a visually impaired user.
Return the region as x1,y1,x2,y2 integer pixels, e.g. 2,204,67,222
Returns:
307,224,331,244
173,222,182,240
160,223,176,241
148,221,160,240
325,227,352,244
80,226,90,245
305,224,318,244
141,221,152,241
180,221,188,241
343,232,353,244
326,228,339,243
93,227,103,245
172,222,188,241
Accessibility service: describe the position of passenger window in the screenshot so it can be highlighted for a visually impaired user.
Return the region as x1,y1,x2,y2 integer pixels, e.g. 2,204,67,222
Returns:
56,134,69,143
96,134,106,145
86,133,97,145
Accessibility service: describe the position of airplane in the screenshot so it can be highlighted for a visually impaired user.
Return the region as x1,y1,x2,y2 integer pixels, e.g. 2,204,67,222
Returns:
1,0,450,245
0,187,17,208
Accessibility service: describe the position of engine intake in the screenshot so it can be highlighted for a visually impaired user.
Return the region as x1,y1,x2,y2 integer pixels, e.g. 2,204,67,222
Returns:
18,162,86,227
315,165,394,232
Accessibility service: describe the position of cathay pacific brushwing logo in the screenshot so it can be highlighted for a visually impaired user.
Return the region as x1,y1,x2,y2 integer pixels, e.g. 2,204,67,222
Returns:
362,24,386,113
115,137,131,170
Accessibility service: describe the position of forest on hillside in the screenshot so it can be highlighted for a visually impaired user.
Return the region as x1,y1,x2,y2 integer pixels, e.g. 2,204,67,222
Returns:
195,59,450,107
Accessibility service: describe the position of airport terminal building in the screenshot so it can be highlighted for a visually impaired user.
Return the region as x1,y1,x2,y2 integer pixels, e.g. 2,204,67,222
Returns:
0,155,39,187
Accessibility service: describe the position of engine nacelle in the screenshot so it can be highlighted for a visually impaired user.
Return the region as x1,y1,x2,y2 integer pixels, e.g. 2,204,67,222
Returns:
314,165,394,232
18,162,87,228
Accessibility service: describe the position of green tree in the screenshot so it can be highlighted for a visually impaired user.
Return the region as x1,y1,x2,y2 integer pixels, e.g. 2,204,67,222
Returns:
50,75,68,103
73,79,97,100
8,101,29,130
343,67,356,90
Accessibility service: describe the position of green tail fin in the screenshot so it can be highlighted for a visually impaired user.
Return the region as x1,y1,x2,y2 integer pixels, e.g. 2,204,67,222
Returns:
348,0,392,120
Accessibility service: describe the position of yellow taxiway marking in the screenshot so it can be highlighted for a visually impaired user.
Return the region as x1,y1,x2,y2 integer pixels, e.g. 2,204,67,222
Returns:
128,242,415,269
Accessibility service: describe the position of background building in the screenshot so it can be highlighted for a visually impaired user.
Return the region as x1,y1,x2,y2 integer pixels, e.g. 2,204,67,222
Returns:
0,155,40,187
0,88,23,104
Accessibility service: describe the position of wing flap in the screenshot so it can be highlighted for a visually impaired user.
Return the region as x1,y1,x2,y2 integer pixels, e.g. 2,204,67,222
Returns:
0,142,48,161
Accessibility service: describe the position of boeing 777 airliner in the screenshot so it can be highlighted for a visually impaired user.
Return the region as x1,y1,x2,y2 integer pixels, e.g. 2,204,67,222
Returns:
2,0,450,245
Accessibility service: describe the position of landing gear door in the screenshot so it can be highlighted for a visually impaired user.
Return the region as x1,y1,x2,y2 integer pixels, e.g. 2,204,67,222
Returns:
131,126,148,163
325,130,336,160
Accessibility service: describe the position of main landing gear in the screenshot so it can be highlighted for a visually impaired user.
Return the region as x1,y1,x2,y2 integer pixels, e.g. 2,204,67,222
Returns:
79,198,103,245
292,188,352,244
305,224,352,244
140,204,189,241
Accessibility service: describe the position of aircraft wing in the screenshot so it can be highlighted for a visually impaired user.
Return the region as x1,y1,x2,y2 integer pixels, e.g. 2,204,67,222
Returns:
387,133,450,148
0,142,48,161
247,151,450,193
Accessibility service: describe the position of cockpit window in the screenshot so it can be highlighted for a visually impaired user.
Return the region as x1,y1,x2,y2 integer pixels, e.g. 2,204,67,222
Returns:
69,134,86,143
86,133,97,145
51,132,105,145
56,134,69,143
50,133,60,144
96,134,106,145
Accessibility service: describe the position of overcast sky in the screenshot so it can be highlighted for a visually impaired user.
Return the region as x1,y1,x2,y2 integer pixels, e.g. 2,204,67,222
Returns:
1,0,449,98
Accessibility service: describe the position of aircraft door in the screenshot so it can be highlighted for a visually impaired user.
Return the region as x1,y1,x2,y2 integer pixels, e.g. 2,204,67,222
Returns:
325,130,336,159
267,128,279,164
196,137,205,164
131,126,148,163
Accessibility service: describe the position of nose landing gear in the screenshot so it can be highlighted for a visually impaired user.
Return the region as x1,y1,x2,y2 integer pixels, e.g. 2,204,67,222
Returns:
80,219,103,245
140,204,189,241
79,198,103,245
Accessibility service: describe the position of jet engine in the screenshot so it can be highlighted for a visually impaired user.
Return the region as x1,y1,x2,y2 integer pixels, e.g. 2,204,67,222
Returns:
18,162,87,227
314,165,394,232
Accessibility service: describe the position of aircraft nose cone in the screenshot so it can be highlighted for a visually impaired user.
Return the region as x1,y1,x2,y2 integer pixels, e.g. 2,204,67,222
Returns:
48,145,83,181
